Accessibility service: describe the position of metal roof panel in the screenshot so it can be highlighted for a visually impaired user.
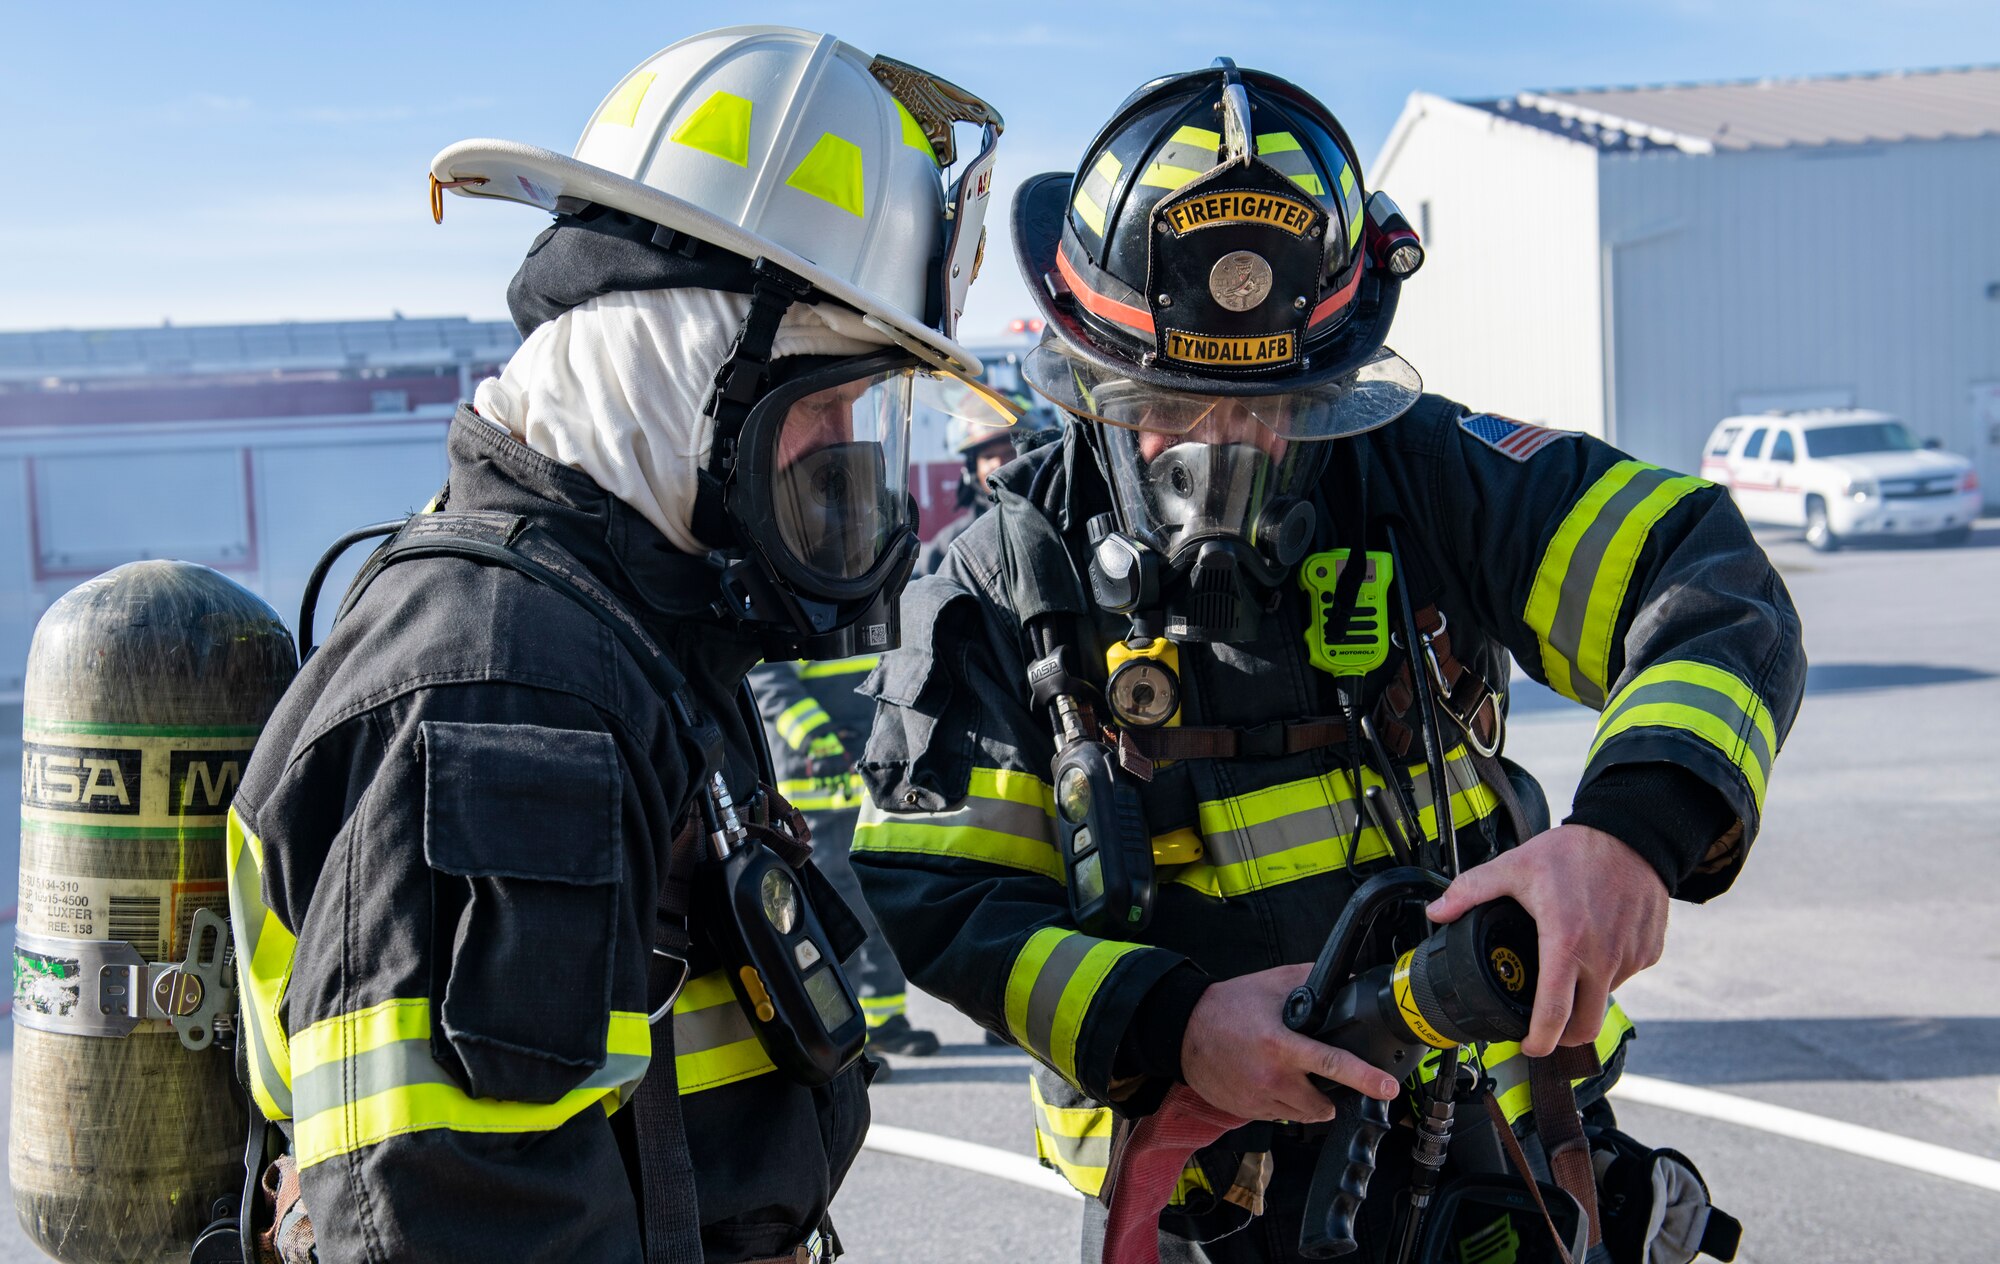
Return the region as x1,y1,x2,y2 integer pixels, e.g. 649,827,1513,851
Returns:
1468,65,2000,152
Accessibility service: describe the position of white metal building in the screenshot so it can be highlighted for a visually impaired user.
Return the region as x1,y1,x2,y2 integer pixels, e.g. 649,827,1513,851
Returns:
1370,65,2000,500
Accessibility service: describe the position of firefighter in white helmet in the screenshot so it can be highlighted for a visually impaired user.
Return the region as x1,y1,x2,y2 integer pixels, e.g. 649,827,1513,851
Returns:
227,26,1009,1263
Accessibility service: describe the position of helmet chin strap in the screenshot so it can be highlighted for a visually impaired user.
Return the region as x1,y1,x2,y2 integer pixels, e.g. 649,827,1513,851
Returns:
690,259,817,550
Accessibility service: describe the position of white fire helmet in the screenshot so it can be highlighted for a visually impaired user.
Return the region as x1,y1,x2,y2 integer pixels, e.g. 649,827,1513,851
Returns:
430,24,1002,376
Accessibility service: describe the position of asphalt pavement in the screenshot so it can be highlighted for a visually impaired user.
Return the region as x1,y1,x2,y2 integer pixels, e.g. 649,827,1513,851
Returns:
4,520,1999,1262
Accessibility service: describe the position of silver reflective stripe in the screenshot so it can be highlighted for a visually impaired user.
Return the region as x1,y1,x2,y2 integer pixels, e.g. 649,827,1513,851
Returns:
1543,467,1683,709
893,794,1054,844
675,997,757,1056
1593,677,1773,785
1023,934,1097,1062
293,1039,650,1123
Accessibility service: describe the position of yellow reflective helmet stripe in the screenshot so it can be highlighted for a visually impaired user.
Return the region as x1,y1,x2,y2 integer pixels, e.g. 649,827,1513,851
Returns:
1524,461,1710,708
853,766,1062,880
1288,172,1328,197
1255,131,1302,155
1338,163,1363,246
1171,125,1221,149
1140,162,1207,191
787,132,867,217
775,697,833,749
1004,928,1146,1087
669,88,753,165
895,101,937,163
1072,152,1123,238
1589,661,1775,810
227,809,295,1121
598,72,658,129
1072,185,1109,235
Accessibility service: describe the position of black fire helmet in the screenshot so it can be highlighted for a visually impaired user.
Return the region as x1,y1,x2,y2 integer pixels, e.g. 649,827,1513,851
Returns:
1013,60,1423,398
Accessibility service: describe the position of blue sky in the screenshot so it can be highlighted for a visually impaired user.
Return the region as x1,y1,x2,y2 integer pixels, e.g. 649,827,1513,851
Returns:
3,0,1995,341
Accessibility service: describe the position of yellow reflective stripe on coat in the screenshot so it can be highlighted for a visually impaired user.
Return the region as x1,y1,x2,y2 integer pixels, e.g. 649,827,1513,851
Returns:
795,655,880,679
775,697,834,750
227,809,296,1122
1589,660,1776,810
1167,746,1499,898
1524,461,1710,709
1483,1001,1635,1123
290,1000,651,1169
854,766,1061,880
778,774,867,813
1028,1076,1208,1204
1004,928,1146,1086
860,993,908,1026
673,969,779,1092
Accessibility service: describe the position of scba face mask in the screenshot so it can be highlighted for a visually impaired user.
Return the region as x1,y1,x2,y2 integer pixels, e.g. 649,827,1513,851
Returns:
724,347,1014,658
1086,405,1334,643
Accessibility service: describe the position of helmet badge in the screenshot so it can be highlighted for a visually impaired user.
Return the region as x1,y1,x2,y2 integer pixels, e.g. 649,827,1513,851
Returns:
1209,251,1273,312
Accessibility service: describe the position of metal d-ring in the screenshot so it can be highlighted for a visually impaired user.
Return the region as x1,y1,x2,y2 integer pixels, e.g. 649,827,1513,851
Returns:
1404,612,1505,759
648,947,691,1025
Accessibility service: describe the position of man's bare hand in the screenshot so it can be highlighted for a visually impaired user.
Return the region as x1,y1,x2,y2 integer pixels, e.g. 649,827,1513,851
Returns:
1426,824,1667,1057
1180,964,1400,1122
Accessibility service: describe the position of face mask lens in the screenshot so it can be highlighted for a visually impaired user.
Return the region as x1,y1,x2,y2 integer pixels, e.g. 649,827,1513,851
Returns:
771,370,913,581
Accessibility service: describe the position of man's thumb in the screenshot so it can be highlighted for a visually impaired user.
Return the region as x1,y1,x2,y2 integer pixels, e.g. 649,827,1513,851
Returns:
1427,865,1497,923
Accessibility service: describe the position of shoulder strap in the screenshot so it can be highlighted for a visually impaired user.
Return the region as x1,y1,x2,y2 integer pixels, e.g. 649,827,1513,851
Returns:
342,513,694,710
335,509,715,1264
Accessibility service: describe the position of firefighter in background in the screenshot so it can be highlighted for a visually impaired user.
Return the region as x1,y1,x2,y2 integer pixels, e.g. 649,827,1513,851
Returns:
917,403,1056,576
226,28,1007,1263
749,660,943,1058
853,62,1802,1261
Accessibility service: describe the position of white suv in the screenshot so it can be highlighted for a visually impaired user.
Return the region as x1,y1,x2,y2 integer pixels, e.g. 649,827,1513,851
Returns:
1699,410,1981,551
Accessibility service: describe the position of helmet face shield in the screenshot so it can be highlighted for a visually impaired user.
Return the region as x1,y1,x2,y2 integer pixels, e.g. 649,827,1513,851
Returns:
751,353,1014,591
1025,335,1420,440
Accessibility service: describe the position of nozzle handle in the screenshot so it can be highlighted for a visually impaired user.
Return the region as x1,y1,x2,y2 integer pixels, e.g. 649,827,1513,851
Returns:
1298,1085,1391,1258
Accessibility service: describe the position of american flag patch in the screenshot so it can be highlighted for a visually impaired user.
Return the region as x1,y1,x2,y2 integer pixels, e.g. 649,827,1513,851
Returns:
1459,413,1573,462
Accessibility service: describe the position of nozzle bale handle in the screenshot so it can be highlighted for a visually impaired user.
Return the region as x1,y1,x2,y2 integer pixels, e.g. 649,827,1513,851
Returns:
1298,1084,1392,1258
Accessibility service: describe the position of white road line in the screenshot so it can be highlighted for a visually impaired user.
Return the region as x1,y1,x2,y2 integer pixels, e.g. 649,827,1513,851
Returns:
1616,1074,2000,1193
863,1125,1080,1201
866,1076,2000,1204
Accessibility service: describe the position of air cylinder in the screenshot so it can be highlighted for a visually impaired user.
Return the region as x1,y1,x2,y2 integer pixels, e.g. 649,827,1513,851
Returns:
11,561,296,1264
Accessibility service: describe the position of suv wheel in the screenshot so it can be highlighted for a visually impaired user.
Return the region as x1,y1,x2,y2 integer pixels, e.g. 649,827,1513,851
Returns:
1805,497,1840,552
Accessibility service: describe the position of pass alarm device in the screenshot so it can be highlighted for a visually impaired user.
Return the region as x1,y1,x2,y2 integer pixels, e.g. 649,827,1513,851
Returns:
695,774,867,1086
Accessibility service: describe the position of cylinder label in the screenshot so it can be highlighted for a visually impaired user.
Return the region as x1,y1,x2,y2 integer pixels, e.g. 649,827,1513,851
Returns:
20,726,257,830
16,873,226,961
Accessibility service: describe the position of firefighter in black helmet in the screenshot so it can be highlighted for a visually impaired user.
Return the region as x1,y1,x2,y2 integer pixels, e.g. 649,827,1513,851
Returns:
854,62,1799,1261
